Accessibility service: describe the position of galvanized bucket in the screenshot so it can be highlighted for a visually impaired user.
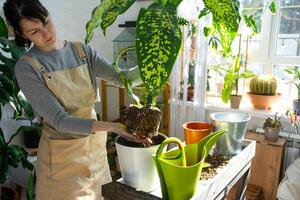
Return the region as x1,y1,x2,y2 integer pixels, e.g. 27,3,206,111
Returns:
210,112,251,156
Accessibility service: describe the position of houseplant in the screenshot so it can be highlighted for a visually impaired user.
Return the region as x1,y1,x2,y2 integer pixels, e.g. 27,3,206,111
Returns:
263,112,283,142
85,0,184,191
285,67,300,114
0,127,34,199
214,51,255,108
0,16,41,149
248,75,281,110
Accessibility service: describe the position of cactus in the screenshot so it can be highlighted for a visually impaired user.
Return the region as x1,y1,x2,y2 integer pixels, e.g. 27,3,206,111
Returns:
249,75,277,95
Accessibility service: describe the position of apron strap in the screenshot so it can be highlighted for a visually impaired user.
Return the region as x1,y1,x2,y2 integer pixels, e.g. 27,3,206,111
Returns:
20,55,45,73
72,42,87,63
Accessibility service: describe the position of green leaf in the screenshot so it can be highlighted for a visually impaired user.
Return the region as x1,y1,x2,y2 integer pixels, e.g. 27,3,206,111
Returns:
269,1,277,14
167,0,182,7
198,7,210,19
85,1,111,44
203,0,241,55
232,56,241,73
240,70,255,78
243,15,257,34
177,17,189,26
136,3,181,97
100,0,136,35
203,27,211,37
0,16,8,38
18,95,36,121
27,170,36,200
0,154,9,184
208,36,220,50
0,128,5,146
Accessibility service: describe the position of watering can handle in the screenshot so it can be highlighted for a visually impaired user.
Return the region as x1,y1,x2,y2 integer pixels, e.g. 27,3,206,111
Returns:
156,137,187,167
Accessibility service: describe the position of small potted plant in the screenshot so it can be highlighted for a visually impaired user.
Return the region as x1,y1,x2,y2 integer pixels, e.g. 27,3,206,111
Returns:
285,67,300,114
263,112,284,142
248,75,281,110
214,53,255,108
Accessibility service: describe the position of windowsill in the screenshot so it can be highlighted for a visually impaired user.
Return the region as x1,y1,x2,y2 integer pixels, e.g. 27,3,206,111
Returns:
205,96,292,119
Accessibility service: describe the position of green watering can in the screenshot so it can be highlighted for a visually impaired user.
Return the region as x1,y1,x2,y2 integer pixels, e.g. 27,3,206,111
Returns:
154,130,225,200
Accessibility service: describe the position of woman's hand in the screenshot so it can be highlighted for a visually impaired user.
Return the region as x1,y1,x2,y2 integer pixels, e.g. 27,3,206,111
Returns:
92,121,152,144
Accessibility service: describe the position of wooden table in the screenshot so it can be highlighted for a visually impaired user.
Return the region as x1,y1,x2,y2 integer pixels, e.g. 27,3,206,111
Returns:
102,140,256,200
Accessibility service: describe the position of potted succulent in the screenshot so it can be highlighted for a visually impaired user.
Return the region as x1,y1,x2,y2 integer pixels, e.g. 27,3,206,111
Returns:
85,0,183,191
263,112,283,142
247,75,281,110
285,67,300,114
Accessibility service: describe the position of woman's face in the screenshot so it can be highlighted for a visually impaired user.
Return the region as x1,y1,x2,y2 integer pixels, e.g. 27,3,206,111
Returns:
20,16,56,49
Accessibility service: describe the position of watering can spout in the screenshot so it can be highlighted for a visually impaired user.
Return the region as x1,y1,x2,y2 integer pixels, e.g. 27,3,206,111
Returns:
154,130,225,200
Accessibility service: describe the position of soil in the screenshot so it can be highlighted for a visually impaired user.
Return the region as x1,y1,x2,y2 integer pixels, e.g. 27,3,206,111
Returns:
125,105,162,138
201,155,231,180
116,134,166,148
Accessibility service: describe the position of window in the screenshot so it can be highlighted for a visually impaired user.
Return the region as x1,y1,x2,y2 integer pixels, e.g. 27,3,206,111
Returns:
206,0,300,110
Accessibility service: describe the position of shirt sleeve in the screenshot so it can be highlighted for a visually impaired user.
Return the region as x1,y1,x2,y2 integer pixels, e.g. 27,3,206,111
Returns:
85,44,123,87
84,44,142,87
15,60,94,135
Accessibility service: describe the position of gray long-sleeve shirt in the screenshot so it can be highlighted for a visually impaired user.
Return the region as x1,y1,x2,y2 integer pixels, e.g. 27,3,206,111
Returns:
15,41,122,135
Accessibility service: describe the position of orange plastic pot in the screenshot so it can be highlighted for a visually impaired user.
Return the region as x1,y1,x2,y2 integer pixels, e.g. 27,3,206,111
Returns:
183,122,212,145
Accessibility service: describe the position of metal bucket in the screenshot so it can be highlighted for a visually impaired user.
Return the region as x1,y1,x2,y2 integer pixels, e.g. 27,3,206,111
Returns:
210,112,251,156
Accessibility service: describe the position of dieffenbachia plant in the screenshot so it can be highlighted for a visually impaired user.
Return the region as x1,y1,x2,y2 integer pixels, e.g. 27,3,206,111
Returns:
199,0,277,56
85,0,182,107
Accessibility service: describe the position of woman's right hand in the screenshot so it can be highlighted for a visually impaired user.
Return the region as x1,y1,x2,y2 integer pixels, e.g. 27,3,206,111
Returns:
92,121,152,144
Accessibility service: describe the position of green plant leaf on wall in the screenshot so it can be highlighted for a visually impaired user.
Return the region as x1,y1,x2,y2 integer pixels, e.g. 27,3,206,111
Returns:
203,0,241,55
136,3,181,97
85,1,111,44
0,16,8,38
100,0,136,35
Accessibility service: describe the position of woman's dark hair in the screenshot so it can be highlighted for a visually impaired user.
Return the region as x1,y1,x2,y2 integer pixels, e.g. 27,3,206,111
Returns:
3,0,49,47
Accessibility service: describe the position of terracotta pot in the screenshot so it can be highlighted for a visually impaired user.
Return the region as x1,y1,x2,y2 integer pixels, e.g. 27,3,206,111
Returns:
264,127,280,142
247,93,281,110
230,95,242,109
183,121,212,145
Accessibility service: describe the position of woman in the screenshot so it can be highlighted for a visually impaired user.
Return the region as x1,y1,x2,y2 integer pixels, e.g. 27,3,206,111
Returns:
3,0,147,199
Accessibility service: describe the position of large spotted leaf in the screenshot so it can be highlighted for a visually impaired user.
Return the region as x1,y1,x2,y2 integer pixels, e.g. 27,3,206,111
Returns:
203,0,241,55
85,0,111,44
136,3,181,97
85,0,135,42
100,0,136,35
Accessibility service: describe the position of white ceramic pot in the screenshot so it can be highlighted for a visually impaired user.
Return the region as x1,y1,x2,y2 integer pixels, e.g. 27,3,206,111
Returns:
115,134,166,192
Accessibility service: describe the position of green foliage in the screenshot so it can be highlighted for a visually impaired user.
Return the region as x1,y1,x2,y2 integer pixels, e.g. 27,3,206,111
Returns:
0,128,34,184
100,0,136,35
285,67,300,100
215,56,254,103
200,0,277,56
269,0,277,14
263,112,283,129
137,3,181,98
86,1,182,106
249,75,277,95
202,0,241,56
243,15,257,34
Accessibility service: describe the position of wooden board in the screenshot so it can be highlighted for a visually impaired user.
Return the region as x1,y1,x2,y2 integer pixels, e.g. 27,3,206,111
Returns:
245,132,286,200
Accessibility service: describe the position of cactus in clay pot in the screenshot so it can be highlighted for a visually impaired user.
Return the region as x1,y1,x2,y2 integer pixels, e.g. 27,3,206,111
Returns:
249,75,277,95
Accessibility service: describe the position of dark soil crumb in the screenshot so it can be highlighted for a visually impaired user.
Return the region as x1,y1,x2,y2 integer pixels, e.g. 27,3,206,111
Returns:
201,155,231,180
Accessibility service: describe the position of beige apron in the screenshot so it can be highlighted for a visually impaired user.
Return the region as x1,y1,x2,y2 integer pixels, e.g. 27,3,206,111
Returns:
22,42,111,200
